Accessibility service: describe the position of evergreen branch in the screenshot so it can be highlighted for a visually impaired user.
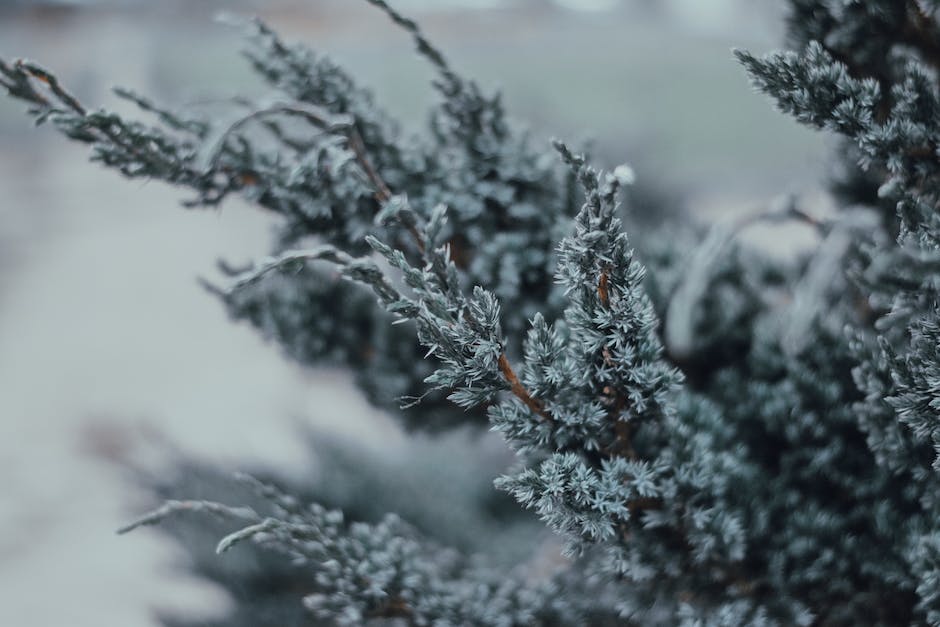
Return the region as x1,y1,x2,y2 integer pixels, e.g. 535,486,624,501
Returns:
122,478,573,626
200,102,353,169
220,245,408,312
116,500,261,535
200,101,396,206
113,86,209,137
737,40,940,237
4,58,86,114
2,8,563,430
11,2,940,622
220,226,546,422
216,518,281,554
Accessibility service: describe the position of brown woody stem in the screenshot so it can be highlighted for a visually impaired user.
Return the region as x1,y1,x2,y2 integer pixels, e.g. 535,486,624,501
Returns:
347,125,394,203
598,269,610,306
498,353,552,422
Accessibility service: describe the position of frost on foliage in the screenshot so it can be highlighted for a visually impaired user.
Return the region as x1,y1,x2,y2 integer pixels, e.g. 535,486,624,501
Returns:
7,0,940,624
737,2,940,624
119,475,572,627
883,313,940,472
0,0,573,430
491,142,681,455
737,2,940,240
492,146,780,622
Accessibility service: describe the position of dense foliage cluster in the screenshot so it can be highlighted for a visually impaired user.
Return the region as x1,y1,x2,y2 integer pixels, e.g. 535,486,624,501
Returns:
4,0,940,624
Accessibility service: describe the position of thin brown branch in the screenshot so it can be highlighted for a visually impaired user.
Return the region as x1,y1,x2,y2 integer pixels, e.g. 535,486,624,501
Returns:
597,269,610,306
344,125,424,252
613,418,638,460
498,353,553,423
347,125,393,203
15,60,86,115
371,595,413,619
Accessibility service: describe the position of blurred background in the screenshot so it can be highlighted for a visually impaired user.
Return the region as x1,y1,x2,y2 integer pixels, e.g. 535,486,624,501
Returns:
0,1,826,625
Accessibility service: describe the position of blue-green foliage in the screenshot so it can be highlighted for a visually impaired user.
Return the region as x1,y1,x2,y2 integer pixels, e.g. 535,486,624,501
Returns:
5,0,940,624
736,1,940,624
120,474,572,627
